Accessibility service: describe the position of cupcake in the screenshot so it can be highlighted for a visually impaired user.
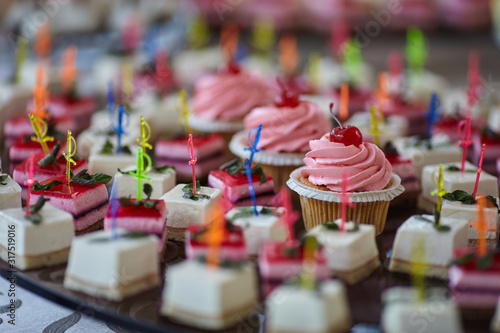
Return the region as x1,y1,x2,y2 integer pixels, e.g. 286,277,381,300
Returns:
229,83,330,190
287,122,404,235
189,61,275,156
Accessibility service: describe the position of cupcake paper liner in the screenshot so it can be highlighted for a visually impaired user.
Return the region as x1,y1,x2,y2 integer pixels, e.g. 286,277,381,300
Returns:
229,131,306,166
189,114,244,133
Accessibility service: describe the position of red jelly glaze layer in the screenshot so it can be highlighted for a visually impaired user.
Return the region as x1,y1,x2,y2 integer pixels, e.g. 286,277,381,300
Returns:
35,175,103,199
453,247,500,272
16,152,87,178
188,224,245,248
107,198,166,219
209,169,273,187
384,152,412,166
480,132,500,146
11,135,61,151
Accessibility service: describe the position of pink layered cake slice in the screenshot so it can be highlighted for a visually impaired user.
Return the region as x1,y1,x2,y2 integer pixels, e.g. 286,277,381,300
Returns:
13,148,87,200
46,95,96,132
185,223,247,261
103,198,168,254
434,113,479,142
473,129,500,176
156,133,226,182
208,159,275,208
9,135,65,173
383,143,420,194
31,172,111,235
449,248,500,309
259,240,330,282
379,96,428,136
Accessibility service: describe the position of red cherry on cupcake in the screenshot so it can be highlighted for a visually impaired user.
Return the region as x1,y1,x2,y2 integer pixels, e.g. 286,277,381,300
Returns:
221,60,241,74
275,77,300,108
329,103,363,147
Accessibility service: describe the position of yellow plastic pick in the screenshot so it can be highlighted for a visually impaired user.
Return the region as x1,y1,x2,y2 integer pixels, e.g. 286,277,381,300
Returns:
129,147,152,201
300,236,318,290
431,164,447,223
122,59,134,99
410,235,426,303
369,106,384,147
178,89,191,135
136,116,152,151
252,16,274,53
62,130,77,193
307,53,321,92
476,196,488,257
188,14,210,49
14,37,28,85
29,114,54,155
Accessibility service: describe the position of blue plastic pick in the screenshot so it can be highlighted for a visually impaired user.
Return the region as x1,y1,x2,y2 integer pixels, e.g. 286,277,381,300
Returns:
110,180,119,241
244,159,258,216
107,81,115,124
244,124,263,165
426,92,439,139
113,105,129,154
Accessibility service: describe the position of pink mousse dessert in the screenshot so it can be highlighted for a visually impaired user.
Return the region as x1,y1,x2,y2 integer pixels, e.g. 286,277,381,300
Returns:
155,133,226,182
473,129,500,175
384,143,420,194
208,159,275,209
13,148,87,200
259,240,330,282
449,248,500,309
46,95,96,132
31,173,111,235
9,135,65,173
185,223,247,261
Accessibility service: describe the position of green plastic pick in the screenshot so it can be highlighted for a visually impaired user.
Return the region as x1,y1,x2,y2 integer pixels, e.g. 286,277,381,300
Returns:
406,27,427,79
342,39,362,84
252,16,275,54
188,14,210,49
14,37,28,85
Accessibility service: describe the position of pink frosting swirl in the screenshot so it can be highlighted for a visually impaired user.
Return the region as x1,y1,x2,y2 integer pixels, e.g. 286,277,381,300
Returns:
244,101,330,153
300,133,392,192
192,71,274,121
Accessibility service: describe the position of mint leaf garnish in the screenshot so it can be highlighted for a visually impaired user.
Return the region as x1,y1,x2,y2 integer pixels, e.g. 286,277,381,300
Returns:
182,181,210,201
0,174,8,185
220,158,267,183
38,141,61,167
70,169,112,186
33,180,63,192
99,139,114,155
24,195,50,224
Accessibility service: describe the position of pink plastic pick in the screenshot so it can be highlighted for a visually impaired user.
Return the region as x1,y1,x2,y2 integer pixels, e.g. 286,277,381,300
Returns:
473,144,486,200
275,187,299,244
467,50,480,114
388,49,402,79
24,154,35,216
330,20,350,59
340,171,355,231
456,116,473,173
187,134,197,194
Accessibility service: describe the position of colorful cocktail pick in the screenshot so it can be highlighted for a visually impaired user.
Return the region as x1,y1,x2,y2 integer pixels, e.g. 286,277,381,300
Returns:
473,144,486,200
252,16,274,54
62,130,77,193
410,236,426,303
466,50,481,116
29,114,54,155
244,159,258,216
187,134,198,194
431,164,446,225
206,201,225,268
343,39,362,83
188,14,210,49
426,93,439,139
307,53,321,91
275,187,300,245
300,236,318,290
35,22,51,60
369,106,382,148
109,180,119,241
406,27,427,80
245,124,263,166
340,171,355,232
220,24,239,63
476,196,488,257
123,13,142,52
137,116,152,152
61,46,77,95
31,66,50,120
24,154,35,217
130,147,152,201
107,81,115,122
113,106,129,154
279,33,298,76
122,59,134,100
339,82,349,123
376,72,389,109
178,89,191,135
14,37,28,85
457,116,473,174
389,49,402,80
330,20,350,59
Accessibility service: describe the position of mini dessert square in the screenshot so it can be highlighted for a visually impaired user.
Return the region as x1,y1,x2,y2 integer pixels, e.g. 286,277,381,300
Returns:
160,260,258,330
473,129,500,175
113,165,176,200
226,206,287,256
259,240,330,282
449,248,500,309
185,223,247,261
9,134,65,172
308,220,380,284
155,134,226,182
0,201,74,270
389,215,468,279
384,143,420,194
265,281,351,333
13,149,87,199
48,95,96,131
346,112,408,148
381,287,464,333
160,183,222,241
88,141,136,178
64,229,159,301
208,159,275,208
31,173,110,235
393,134,461,180
441,196,499,247
0,174,22,210
421,162,499,205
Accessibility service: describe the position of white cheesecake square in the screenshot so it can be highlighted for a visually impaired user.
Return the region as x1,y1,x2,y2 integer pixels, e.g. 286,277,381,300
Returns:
421,161,499,204
393,134,461,180
0,203,74,270
308,220,379,275
161,260,257,330
160,184,221,231
441,198,499,241
346,113,408,147
266,281,351,333
64,229,159,301
88,144,137,177
381,287,464,333
389,215,468,279
0,174,22,210
226,206,286,256
113,165,176,200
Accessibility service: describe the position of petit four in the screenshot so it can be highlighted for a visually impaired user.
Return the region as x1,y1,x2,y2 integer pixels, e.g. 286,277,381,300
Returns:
113,165,176,200
473,128,500,175
0,173,22,210
64,229,159,301
88,139,136,178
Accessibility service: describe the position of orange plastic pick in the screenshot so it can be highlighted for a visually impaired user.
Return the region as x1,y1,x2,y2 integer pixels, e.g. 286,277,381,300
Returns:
220,24,239,62
61,46,77,95
376,72,389,109
31,66,50,120
206,202,225,268
339,82,349,123
35,23,51,59
476,196,488,257
279,33,298,75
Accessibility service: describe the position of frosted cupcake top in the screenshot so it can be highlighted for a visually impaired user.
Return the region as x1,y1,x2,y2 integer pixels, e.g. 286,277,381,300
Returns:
244,101,330,153
192,70,274,121
300,133,392,192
